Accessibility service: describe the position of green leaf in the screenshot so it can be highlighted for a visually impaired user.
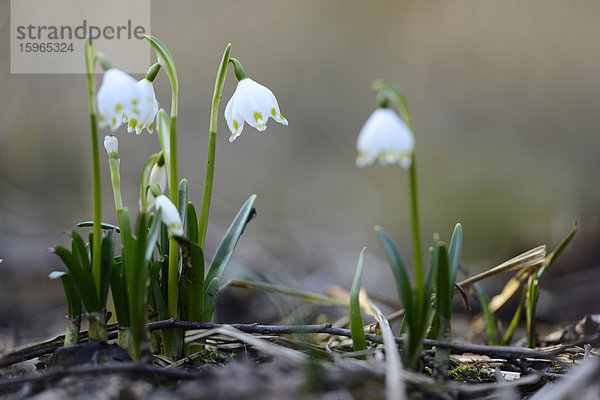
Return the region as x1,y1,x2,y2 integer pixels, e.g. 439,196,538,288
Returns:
375,226,413,317
99,229,115,307
117,208,135,289
203,277,220,322
227,280,347,306
186,202,199,244
53,246,98,311
474,282,497,345
434,242,451,373
71,232,91,273
152,282,169,329
180,240,205,322
60,273,82,319
448,223,462,296
435,242,451,322
110,263,129,327
349,248,367,353
203,194,257,316
76,221,120,232
129,214,149,360
501,286,526,345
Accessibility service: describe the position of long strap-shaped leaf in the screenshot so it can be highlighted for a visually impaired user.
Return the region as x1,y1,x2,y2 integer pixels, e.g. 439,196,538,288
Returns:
203,194,257,321
53,245,99,311
99,230,115,308
375,226,414,318
349,248,367,353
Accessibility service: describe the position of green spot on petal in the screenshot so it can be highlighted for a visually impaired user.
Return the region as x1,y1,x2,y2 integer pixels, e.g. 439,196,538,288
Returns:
115,104,123,112
271,108,277,117
254,111,263,123
233,120,239,130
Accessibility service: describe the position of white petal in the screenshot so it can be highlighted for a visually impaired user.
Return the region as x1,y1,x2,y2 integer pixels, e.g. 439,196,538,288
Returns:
148,163,167,193
356,108,414,168
155,195,183,237
49,271,66,279
225,90,245,137
103,135,118,156
133,79,159,134
97,69,141,132
223,78,287,139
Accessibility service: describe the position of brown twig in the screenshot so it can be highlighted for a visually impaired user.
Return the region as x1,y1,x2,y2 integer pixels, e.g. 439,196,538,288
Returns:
0,319,584,369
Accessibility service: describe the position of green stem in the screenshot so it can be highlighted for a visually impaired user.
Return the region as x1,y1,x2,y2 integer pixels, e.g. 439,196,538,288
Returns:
109,158,123,211
198,43,232,249
408,155,424,292
166,116,179,318
85,40,102,299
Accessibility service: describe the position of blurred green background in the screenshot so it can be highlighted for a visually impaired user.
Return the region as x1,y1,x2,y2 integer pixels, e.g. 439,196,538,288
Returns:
1,1,599,339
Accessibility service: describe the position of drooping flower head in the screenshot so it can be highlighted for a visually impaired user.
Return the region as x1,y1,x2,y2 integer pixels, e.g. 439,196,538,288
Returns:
356,108,414,168
126,79,159,135
154,195,183,237
224,58,287,142
97,68,141,131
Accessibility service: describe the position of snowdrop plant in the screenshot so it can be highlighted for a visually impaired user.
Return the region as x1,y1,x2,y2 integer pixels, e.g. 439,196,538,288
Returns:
198,49,287,251
53,36,265,360
356,80,463,371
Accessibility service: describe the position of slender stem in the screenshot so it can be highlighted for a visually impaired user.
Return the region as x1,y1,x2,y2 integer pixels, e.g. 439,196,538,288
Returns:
199,133,216,247
108,158,123,210
198,43,232,249
167,116,179,318
397,96,423,294
85,41,102,299
408,155,424,292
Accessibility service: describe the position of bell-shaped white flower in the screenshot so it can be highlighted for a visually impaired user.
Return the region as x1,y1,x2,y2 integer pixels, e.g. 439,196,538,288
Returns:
103,135,118,157
97,69,141,131
356,108,414,168
224,78,288,142
147,162,167,209
154,195,183,237
126,79,159,135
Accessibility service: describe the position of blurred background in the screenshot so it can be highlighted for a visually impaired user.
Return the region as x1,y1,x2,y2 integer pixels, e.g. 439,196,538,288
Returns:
1,1,600,342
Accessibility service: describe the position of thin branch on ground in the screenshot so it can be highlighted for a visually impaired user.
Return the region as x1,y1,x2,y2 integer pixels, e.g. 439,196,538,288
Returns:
0,318,588,369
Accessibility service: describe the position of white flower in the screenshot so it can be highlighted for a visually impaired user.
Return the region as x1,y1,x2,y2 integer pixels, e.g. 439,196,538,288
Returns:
97,69,141,131
224,78,288,142
103,135,118,157
147,162,167,209
154,195,183,237
356,108,414,168
126,79,159,135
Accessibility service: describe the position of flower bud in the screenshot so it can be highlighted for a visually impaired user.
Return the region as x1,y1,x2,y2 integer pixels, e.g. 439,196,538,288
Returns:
103,135,118,158
155,195,183,237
